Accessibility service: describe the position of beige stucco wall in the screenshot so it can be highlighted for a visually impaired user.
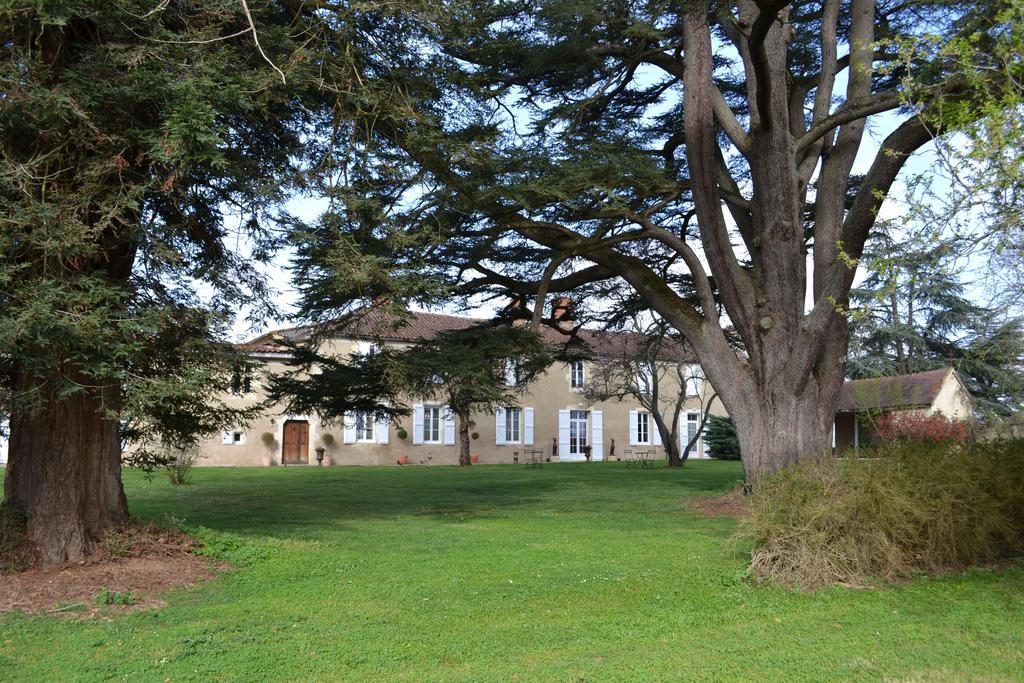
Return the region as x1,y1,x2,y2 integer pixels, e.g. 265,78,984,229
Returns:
929,372,973,420
193,338,725,467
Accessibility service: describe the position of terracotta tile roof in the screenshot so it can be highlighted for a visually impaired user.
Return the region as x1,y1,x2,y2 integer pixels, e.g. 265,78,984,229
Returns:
240,309,696,362
836,368,953,413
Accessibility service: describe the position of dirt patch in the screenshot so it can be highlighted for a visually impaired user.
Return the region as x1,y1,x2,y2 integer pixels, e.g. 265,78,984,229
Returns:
691,487,750,519
0,523,215,617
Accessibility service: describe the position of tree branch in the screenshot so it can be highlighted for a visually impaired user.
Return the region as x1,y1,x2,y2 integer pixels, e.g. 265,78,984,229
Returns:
796,91,901,155
748,0,791,130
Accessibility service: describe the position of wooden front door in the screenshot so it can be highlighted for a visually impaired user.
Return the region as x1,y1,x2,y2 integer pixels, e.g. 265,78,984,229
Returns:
281,420,309,465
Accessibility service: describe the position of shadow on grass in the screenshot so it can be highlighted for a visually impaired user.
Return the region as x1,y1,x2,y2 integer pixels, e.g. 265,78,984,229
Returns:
124,461,744,541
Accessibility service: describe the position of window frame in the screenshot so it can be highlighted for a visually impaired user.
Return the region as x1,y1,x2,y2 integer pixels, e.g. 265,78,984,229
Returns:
355,411,375,443
570,360,585,389
636,411,651,445
229,371,253,396
223,429,246,445
423,405,442,444
504,407,522,444
569,409,589,455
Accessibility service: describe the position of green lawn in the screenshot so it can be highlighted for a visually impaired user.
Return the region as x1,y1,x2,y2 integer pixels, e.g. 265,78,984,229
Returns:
2,461,1023,681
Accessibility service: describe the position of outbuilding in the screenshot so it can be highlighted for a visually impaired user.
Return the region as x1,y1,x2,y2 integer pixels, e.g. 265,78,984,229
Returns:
833,368,973,453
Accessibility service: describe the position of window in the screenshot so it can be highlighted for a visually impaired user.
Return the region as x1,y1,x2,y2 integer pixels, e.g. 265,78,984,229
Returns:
354,341,379,357
569,410,589,455
686,364,704,398
504,358,520,386
222,430,246,445
685,413,700,455
570,360,585,389
229,371,253,396
423,405,441,443
355,411,375,442
635,367,653,395
637,411,651,444
505,407,522,443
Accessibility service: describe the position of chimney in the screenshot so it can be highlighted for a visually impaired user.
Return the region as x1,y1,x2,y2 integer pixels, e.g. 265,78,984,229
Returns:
551,296,574,331
503,297,530,326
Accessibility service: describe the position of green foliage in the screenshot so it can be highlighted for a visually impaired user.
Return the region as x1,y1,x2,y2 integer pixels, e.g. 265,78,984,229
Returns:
849,222,1024,415
268,340,407,425
748,439,1024,590
706,416,741,460
387,325,553,421
163,444,202,486
270,320,552,464
890,0,1024,310
92,587,136,607
0,1,326,455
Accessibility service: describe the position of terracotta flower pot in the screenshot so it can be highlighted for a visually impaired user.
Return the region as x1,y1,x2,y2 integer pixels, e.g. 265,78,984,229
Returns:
397,455,409,466
470,454,480,464
322,456,333,467
260,455,273,467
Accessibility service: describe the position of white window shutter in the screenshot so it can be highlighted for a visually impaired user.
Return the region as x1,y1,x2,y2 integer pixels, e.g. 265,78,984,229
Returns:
628,410,639,446
221,431,233,445
495,407,506,445
652,416,663,446
343,413,357,444
412,404,424,445
592,410,604,461
558,410,570,459
376,412,389,445
524,407,534,445
443,408,456,445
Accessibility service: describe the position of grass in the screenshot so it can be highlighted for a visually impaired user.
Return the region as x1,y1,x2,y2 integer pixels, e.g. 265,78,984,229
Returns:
2,460,1023,681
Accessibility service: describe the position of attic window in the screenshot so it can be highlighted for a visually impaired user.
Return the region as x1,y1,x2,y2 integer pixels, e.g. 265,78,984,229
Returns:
230,371,253,395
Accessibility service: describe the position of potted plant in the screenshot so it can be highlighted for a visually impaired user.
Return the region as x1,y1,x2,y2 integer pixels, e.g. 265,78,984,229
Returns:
470,454,480,464
471,431,479,440
396,427,408,441
397,455,409,466
260,432,276,467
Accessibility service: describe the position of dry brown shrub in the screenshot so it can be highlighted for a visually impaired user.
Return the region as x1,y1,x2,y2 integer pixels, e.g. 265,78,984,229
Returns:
746,439,1024,590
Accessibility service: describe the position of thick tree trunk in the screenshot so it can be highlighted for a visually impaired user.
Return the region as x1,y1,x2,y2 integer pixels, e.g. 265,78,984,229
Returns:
3,367,128,569
724,378,836,484
457,413,472,466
